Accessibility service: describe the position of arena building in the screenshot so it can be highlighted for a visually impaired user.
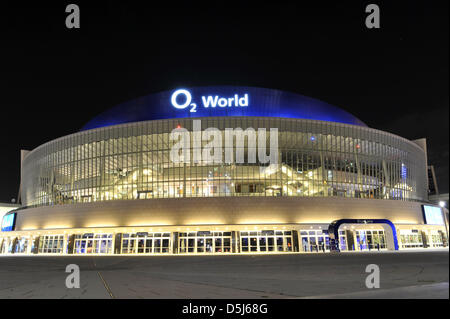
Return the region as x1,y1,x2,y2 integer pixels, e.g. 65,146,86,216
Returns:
1,86,448,256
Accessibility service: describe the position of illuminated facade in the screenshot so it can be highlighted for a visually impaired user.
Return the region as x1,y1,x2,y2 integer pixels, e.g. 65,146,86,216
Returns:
1,87,448,256
22,117,426,206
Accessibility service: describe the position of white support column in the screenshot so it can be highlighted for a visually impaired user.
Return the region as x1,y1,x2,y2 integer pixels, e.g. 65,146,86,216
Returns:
63,234,68,254
111,232,116,255
382,224,396,251
5,238,10,254
27,237,33,254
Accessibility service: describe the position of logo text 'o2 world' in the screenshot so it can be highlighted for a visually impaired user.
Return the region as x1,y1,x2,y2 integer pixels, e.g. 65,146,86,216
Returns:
171,89,249,113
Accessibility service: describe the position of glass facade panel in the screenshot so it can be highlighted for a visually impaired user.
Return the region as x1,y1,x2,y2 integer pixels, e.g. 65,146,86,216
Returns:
301,230,330,252
21,117,427,207
74,234,113,254
178,231,231,254
121,232,171,254
355,230,386,250
240,230,293,252
39,235,65,254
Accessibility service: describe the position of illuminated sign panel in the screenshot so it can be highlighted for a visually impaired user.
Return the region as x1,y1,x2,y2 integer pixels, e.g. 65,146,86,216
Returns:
1,213,16,232
422,205,444,225
171,89,249,113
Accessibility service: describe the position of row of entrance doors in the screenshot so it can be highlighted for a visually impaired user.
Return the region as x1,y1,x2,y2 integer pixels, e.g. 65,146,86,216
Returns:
178,232,232,253
8,227,447,255
176,230,294,253
300,229,387,252
120,230,295,254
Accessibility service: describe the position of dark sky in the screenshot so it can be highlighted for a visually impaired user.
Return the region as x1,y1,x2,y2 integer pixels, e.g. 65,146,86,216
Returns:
0,1,448,202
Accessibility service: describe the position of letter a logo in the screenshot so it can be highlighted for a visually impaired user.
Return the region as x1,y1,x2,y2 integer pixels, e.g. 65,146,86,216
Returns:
365,264,380,289
65,264,80,288
365,4,380,29
66,4,80,29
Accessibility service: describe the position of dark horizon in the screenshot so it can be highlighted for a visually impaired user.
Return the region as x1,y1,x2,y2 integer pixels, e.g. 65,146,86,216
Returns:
0,1,448,202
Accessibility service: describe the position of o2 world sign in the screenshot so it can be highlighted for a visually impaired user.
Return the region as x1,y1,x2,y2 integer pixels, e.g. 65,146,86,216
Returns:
170,89,249,113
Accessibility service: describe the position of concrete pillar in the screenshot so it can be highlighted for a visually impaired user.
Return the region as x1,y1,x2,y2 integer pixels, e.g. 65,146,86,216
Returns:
63,235,68,254
345,230,355,251
11,237,18,254
113,233,121,254
396,229,402,250
172,232,179,254
292,230,299,252
67,235,75,254
421,231,428,248
382,225,396,250
5,238,10,254
33,236,40,254
26,237,33,254
232,231,239,253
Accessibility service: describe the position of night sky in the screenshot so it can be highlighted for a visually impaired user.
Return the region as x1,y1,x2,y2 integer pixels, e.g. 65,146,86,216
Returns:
0,1,448,203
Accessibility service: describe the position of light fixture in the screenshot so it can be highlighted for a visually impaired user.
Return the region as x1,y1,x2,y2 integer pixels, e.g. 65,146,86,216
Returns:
439,201,446,208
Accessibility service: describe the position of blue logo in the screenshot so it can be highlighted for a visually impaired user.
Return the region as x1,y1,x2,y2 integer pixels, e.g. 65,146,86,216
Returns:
1,213,16,232
171,89,249,113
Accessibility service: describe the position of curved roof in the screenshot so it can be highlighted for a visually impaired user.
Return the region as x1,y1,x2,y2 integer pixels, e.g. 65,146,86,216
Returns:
81,86,367,130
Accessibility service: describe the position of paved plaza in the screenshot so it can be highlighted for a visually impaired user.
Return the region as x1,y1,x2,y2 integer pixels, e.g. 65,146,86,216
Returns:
0,250,448,299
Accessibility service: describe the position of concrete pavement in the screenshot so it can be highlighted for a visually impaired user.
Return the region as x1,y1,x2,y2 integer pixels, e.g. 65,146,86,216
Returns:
0,250,448,298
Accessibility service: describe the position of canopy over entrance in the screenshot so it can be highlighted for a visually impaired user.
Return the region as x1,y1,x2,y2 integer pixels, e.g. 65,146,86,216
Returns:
328,219,399,251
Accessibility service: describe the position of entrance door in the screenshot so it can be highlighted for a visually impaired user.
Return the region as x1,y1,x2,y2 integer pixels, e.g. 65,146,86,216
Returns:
205,238,213,253
309,237,317,252
259,236,267,252
317,236,324,252
178,232,232,254
249,237,258,252
356,230,386,250
196,237,205,253
240,230,294,253
356,231,367,250
301,236,309,252
120,233,170,254
300,231,330,252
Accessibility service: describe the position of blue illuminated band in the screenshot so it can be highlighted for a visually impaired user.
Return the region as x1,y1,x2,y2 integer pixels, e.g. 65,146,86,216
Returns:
81,86,368,131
